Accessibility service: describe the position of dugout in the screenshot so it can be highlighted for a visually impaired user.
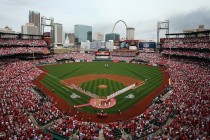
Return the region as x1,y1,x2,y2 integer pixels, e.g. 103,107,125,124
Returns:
56,58,75,63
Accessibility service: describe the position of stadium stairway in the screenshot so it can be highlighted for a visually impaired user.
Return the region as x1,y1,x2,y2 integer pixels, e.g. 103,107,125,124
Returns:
98,129,106,140
113,128,122,139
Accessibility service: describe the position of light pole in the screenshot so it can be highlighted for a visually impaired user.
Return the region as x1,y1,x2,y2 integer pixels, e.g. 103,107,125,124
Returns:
32,41,35,63
169,42,171,65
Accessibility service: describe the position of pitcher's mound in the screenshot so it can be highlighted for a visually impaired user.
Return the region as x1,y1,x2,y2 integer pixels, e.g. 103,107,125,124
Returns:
98,85,108,88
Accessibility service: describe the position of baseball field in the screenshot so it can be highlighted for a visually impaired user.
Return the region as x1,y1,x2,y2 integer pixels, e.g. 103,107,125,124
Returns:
34,61,168,122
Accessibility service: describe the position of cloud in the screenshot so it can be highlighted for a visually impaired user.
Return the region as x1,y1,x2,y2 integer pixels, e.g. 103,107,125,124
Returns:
169,8,210,32
1,0,210,41
1,0,33,7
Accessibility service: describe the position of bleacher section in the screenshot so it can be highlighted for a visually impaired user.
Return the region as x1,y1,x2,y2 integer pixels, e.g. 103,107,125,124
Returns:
0,39,49,56
112,50,137,57
161,37,210,60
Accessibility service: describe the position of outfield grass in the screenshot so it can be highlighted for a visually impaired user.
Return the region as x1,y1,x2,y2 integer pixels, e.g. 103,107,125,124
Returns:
41,62,163,114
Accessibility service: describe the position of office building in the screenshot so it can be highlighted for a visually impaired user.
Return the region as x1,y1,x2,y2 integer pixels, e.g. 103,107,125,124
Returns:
105,33,120,42
105,40,114,51
127,27,135,40
74,24,92,43
65,33,76,46
51,23,63,46
87,31,92,42
93,32,104,42
21,23,38,35
63,36,70,48
0,26,15,33
68,33,76,45
81,41,106,50
0,26,16,38
81,41,90,50
69,33,76,45
29,10,40,34
183,25,210,33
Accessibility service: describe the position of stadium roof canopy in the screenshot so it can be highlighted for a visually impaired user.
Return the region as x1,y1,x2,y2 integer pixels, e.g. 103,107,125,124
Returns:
0,32,44,39
165,30,210,38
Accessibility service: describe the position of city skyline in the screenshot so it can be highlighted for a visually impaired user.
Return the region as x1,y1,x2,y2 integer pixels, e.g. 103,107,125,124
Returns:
0,0,210,40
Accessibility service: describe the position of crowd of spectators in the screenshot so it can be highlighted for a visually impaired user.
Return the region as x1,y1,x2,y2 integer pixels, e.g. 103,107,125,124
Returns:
0,59,53,139
111,56,133,61
112,51,137,57
152,58,209,139
33,56,56,64
136,53,167,64
31,53,135,64
53,53,95,61
48,115,100,139
33,101,63,126
0,39,49,56
0,47,49,56
31,53,96,65
0,39,47,46
161,50,210,59
162,37,210,49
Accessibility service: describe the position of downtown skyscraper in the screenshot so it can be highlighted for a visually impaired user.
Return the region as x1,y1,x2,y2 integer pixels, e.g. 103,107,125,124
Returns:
51,23,63,46
29,10,40,35
74,24,92,43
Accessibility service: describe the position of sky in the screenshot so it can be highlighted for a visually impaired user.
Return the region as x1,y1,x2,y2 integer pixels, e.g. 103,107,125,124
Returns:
0,0,210,41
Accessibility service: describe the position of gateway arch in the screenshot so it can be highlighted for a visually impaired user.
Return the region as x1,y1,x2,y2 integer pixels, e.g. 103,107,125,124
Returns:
112,20,128,39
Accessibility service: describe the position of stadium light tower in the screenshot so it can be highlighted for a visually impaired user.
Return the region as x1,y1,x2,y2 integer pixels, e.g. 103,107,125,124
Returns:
41,16,54,53
41,16,54,35
157,20,169,48
32,41,35,63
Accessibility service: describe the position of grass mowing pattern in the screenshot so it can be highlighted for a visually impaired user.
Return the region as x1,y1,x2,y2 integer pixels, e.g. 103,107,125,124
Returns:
41,62,163,114
80,78,125,96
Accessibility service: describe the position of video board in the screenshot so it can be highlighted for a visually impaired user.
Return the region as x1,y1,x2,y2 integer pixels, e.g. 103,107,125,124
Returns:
139,42,156,52
114,40,138,50
139,42,156,49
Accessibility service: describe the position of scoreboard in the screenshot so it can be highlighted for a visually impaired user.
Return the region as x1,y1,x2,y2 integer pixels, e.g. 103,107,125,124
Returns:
139,42,156,52
95,51,110,56
95,51,110,59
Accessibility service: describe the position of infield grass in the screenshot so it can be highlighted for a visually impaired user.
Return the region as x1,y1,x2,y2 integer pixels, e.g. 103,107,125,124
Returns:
81,78,125,96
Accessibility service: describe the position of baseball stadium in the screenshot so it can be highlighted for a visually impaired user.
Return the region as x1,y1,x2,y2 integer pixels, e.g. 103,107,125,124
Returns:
0,10,210,140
